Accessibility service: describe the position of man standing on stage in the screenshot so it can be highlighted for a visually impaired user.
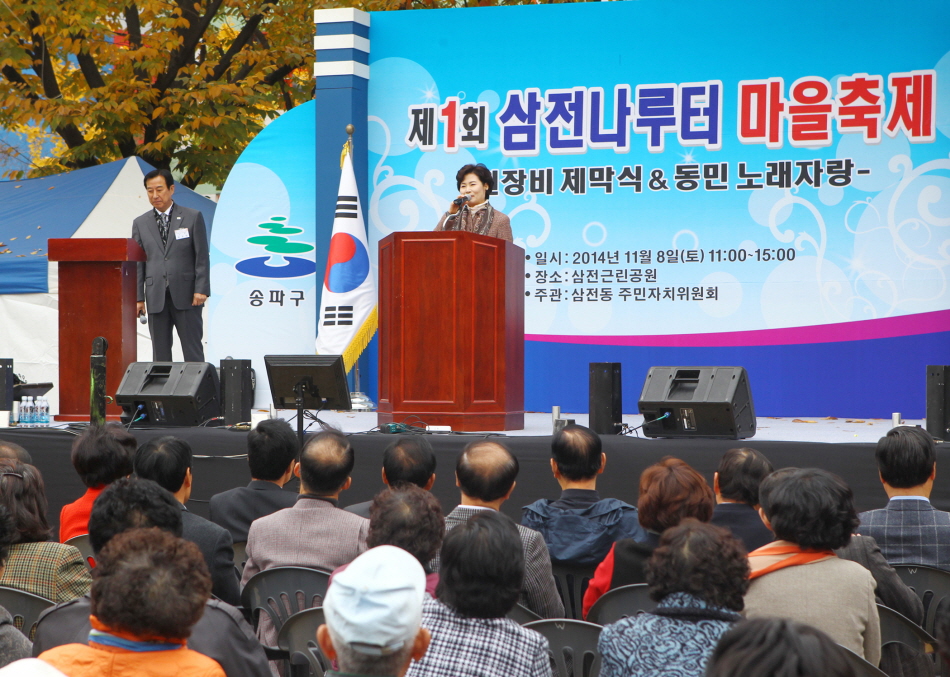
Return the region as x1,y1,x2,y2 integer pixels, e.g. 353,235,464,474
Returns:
132,168,210,362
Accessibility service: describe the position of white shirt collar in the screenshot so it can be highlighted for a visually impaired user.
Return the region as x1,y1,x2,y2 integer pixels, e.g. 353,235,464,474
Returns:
458,504,495,512
156,202,174,218
889,495,930,502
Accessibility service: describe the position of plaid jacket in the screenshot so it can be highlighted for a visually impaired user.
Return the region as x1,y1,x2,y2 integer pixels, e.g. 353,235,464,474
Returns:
0,541,91,603
406,596,552,677
431,506,564,619
858,498,950,571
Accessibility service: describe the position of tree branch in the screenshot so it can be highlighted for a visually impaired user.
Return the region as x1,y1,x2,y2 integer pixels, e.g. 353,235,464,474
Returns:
124,4,142,50
207,11,267,82
75,49,106,90
155,0,225,93
262,62,298,86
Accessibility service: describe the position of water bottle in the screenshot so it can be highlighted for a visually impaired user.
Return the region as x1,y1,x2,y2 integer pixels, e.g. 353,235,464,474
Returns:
39,397,49,426
22,397,32,427
28,397,36,427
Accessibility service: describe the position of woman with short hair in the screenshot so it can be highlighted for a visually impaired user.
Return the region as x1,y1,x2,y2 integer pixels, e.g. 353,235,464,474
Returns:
583,456,715,616
599,519,749,677
743,468,880,665
0,460,90,603
435,163,513,242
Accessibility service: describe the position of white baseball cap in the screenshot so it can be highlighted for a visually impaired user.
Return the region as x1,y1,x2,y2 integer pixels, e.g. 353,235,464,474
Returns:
324,545,426,656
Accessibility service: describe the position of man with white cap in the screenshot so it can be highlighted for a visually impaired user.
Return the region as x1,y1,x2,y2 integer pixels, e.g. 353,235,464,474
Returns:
318,545,431,677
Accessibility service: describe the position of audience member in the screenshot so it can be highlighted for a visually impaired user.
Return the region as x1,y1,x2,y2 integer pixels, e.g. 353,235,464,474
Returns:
583,456,714,616
0,441,31,466
0,460,90,603
407,511,551,677
859,426,950,571
705,618,856,677
134,436,240,606
332,485,443,596
0,506,32,667
209,418,299,543
0,658,66,675
599,520,747,677
937,601,950,664
318,546,430,677
709,447,774,552
59,425,134,543
32,477,271,677
744,468,880,665
522,424,648,566
242,430,368,650
37,528,225,677
432,441,562,619
345,436,437,518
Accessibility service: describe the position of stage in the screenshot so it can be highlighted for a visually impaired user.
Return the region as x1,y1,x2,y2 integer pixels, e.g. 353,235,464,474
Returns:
2,413,947,537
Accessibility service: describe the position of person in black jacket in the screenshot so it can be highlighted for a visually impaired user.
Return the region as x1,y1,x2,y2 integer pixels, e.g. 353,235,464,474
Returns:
710,447,775,553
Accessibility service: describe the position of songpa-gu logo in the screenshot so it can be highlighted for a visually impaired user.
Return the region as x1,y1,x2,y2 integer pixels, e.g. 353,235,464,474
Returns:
235,216,317,278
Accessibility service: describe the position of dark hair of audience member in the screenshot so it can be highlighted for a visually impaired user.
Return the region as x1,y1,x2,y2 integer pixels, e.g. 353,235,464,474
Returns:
716,447,774,506
71,424,134,489
0,459,51,543
638,456,714,533
247,418,299,481
551,425,602,481
133,436,191,493
455,163,494,193
455,441,519,503
103,423,138,456
0,505,16,567
88,477,183,555
936,596,950,663
383,437,436,488
91,528,210,641
705,617,856,677
437,510,524,618
368,484,444,566
0,440,32,466
646,519,749,611
875,426,936,488
759,468,858,550
299,430,354,494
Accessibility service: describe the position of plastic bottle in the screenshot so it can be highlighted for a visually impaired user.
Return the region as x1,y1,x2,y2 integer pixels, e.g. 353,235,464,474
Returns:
22,397,32,427
39,397,49,426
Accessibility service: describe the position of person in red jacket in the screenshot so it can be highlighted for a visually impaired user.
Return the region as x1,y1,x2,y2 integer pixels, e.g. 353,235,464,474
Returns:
60,425,135,543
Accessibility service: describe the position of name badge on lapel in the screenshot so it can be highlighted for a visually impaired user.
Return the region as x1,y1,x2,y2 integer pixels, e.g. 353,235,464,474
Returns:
175,228,190,240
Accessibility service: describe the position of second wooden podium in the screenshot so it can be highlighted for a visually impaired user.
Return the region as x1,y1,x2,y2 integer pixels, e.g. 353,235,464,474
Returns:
377,231,524,431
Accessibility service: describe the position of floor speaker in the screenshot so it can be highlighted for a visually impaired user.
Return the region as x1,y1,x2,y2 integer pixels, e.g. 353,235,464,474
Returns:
926,365,949,441
116,362,220,426
638,366,756,439
0,359,12,411
220,359,254,426
590,363,622,434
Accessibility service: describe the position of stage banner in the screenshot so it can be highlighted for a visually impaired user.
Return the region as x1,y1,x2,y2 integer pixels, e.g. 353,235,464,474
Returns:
366,0,950,417
207,101,317,407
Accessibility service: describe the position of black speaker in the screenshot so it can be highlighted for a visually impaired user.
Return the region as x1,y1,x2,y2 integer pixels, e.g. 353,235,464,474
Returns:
116,362,220,426
220,359,254,426
590,362,622,434
926,365,950,441
0,359,12,411
638,366,755,439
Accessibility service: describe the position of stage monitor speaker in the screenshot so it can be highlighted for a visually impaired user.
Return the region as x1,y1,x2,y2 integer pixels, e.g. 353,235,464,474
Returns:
926,365,950,441
0,359,12,411
116,362,220,426
220,359,254,426
638,366,755,439
590,362,622,435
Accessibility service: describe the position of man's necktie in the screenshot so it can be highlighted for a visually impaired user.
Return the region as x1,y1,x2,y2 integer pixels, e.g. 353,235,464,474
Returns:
157,211,170,246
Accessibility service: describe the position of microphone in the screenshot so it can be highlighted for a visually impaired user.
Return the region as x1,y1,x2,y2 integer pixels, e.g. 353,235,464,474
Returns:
139,314,147,325
452,195,471,207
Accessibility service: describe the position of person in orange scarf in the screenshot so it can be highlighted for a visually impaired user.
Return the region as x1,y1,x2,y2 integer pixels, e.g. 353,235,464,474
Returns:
743,468,880,666
37,528,225,677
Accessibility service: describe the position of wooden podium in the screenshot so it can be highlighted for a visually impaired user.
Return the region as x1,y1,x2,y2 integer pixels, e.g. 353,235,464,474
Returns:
48,238,146,421
377,231,525,431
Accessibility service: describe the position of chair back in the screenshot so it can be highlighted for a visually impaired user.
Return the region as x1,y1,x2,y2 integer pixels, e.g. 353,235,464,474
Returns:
894,565,950,637
507,602,542,625
551,563,596,620
586,584,655,625
64,534,96,570
240,567,331,636
232,542,248,575
277,607,329,677
840,646,889,676
0,586,54,640
524,619,602,677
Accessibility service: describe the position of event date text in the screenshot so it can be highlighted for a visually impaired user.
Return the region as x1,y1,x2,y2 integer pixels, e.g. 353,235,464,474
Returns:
534,248,796,266
707,248,797,263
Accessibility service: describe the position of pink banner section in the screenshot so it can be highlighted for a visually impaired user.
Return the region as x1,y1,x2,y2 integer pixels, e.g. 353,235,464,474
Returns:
527,309,950,348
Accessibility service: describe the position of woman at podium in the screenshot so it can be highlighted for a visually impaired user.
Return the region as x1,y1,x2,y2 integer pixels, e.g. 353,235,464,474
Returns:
435,163,513,242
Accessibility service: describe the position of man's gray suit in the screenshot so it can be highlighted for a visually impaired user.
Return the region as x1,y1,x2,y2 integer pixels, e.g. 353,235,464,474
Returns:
432,505,564,619
132,202,210,361
182,505,241,607
858,498,950,572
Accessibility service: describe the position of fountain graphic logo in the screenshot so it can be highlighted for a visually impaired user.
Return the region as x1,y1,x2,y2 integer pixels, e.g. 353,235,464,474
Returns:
234,216,317,278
